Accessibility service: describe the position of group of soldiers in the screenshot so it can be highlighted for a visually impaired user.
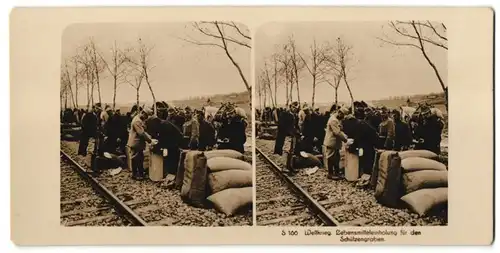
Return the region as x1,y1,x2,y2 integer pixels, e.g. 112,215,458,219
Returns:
257,101,445,180
61,100,248,180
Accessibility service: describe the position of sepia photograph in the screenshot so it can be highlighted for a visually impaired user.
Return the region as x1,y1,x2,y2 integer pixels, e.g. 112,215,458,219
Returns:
10,6,493,245
59,21,253,227
255,21,448,227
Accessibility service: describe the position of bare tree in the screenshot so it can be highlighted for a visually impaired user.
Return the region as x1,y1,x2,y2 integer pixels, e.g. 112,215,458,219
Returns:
276,41,297,105
276,45,291,106
60,75,68,110
256,74,263,110
334,37,356,108
60,70,71,109
87,38,106,105
378,20,448,109
75,47,93,110
298,38,330,108
271,53,279,107
181,21,251,100
288,36,304,104
99,41,131,110
71,57,81,108
128,38,157,115
263,61,278,107
259,68,271,108
125,68,144,107
324,59,343,106
62,62,77,108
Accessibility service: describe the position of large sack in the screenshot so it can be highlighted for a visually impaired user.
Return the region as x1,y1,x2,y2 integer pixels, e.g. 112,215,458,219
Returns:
374,151,404,208
403,170,448,194
344,150,359,182
435,155,448,166
401,187,448,216
207,157,252,172
262,126,278,138
402,157,447,172
259,133,275,140
235,107,247,119
96,154,127,170
207,187,253,216
208,169,252,194
61,127,82,135
398,150,438,160
61,134,79,141
370,150,384,189
294,152,322,169
149,152,164,182
175,150,189,189
180,151,209,207
204,149,244,160
431,108,445,119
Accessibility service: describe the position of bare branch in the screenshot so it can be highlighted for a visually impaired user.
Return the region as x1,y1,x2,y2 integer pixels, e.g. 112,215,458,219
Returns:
176,35,225,49
391,21,448,49
192,22,250,48
229,21,251,40
297,52,313,75
426,20,447,41
376,36,422,49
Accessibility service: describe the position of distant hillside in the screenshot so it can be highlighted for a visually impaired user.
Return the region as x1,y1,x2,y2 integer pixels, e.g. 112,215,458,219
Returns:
115,91,251,115
170,91,251,113
369,92,447,115
310,92,447,116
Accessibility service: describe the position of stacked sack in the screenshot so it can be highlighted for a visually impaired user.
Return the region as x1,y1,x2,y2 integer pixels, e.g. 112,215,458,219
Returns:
371,150,403,208
399,150,448,217
175,149,253,216
370,149,448,217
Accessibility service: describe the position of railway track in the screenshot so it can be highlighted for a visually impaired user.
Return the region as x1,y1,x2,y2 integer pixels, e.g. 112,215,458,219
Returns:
60,152,146,226
60,141,253,226
255,139,448,227
256,149,339,226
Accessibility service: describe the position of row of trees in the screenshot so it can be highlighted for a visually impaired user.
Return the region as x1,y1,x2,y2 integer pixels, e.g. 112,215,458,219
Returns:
257,36,355,110
60,21,251,114
60,38,156,113
257,20,448,111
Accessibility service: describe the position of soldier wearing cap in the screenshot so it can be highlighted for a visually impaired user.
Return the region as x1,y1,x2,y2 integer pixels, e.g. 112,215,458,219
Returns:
78,105,99,156
283,102,301,174
298,105,315,153
100,105,112,128
413,105,443,154
378,108,395,150
182,107,200,150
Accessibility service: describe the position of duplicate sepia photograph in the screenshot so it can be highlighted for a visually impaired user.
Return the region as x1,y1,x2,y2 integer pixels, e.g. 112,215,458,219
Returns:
255,21,448,226
59,22,253,227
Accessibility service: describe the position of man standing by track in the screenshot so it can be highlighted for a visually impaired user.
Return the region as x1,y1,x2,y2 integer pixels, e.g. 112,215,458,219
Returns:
126,108,158,180
323,106,349,180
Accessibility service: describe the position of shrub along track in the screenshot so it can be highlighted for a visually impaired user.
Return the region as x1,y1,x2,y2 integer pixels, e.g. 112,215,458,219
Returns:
256,138,447,227
61,140,252,226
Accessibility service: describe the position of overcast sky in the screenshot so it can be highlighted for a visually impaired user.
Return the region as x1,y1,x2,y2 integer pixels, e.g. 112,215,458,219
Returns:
61,22,250,106
255,21,447,105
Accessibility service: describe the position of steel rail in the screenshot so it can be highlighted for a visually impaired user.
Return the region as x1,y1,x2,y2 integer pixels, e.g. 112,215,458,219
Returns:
256,147,341,226
60,150,148,226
